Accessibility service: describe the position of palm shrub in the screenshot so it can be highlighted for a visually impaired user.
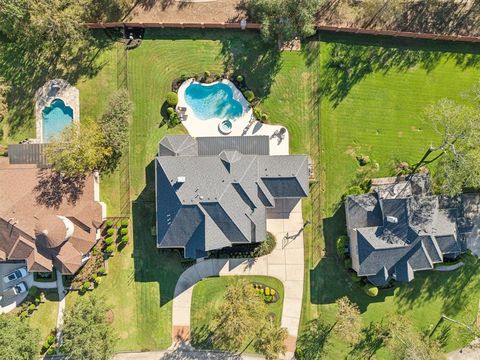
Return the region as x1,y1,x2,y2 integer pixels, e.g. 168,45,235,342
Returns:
121,235,129,244
120,228,128,235
120,219,129,227
106,228,115,236
105,220,113,228
104,236,114,245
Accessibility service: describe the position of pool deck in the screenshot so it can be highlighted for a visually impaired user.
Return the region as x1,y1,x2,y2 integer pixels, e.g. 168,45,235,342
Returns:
177,78,289,155
35,79,79,143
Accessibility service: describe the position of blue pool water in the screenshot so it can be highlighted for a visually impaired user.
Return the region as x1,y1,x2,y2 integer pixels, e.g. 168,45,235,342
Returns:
42,99,74,142
184,82,244,120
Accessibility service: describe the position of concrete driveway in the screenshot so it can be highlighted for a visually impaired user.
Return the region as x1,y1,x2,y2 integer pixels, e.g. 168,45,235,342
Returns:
0,262,32,314
171,199,304,359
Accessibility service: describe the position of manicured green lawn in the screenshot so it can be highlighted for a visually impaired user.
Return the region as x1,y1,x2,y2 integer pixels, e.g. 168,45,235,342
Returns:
69,28,320,352
191,276,284,353
27,291,59,345
301,32,480,358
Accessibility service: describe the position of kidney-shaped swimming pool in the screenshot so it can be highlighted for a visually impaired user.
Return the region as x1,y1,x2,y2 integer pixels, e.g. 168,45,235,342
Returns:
184,82,244,121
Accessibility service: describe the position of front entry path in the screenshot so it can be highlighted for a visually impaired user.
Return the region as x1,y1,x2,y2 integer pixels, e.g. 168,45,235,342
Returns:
171,199,305,359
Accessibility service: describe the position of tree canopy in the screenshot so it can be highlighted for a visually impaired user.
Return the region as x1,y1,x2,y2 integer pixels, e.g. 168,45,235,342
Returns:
415,92,480,196
253,317,288,360
62,294,116,360
245,0,322,42
99,89,133,173
334,296,362,344
0,315,40,360
211,279,268,350
0,77,9,120
45,121,111,177
386,316,444,360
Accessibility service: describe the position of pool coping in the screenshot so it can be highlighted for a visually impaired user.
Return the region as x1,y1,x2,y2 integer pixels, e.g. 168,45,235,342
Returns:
176,78,289,155
34,79,80,143
177,78,252,131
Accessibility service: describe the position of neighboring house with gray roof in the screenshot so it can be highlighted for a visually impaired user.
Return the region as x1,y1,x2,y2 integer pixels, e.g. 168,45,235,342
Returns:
155,135,309,258
346,174,473,286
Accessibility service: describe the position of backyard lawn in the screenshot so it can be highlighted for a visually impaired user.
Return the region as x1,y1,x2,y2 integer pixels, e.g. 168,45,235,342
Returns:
191,276,284,353
301,32,480,358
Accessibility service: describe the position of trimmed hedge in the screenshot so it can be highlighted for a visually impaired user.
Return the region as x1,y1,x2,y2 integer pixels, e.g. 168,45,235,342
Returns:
363,284,379,297
166,92,178,106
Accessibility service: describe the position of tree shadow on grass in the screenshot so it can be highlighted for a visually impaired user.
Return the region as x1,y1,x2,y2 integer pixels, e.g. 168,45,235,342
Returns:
218,34,281,99
394,255,480,318
318,31,480,108
131,160,185,307
0,31,113,138
347,322,388,360
140,28,282,99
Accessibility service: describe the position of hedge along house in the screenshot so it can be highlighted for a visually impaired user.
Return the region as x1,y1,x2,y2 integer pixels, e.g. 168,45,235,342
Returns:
155,135,309,259
0,144,106,276
345,174,479,286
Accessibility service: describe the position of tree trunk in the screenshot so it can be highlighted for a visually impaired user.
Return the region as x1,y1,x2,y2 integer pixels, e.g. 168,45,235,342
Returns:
411,146,434,174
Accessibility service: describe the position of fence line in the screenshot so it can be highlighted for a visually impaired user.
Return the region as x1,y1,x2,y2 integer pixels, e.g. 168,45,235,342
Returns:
85,22,480,43
116,42,131,217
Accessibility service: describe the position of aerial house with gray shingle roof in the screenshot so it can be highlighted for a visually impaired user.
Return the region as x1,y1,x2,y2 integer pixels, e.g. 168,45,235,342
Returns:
155,135,309,259
345,174,473,286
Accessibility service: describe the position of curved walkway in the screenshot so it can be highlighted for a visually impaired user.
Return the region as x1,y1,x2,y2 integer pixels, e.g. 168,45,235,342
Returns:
171,199,305,359
434,262,465,272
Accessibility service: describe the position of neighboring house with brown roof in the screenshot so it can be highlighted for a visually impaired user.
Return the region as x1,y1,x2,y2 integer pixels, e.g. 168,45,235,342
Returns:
0,147,106,276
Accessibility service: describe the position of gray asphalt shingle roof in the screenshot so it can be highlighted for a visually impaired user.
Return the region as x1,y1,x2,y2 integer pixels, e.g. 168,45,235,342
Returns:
156,135,308,258
347,176,463,285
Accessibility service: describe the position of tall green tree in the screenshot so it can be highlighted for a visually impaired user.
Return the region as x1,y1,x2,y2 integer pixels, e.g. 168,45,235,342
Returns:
99,89,132,173
334,296,362,344
0,315,40,360
414,95,480,196
296,296,362,359
253,317,288,360
387,316,444,360
45,121,111,177
246,0,322,42
211,279,268,351
62,294,116,360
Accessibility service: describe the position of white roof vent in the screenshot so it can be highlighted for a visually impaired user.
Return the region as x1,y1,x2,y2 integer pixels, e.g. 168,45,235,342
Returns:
177,176,186,184
386,216,398,224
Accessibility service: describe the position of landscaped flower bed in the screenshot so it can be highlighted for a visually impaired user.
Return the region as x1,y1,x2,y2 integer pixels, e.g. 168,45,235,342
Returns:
251,282,280,304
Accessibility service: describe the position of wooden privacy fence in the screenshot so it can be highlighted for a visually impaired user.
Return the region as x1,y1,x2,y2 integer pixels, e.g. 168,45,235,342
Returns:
85,22,480,43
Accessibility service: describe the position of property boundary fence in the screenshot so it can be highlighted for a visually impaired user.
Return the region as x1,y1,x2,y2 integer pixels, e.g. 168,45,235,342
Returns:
116,42,131,217
86,22,480,43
